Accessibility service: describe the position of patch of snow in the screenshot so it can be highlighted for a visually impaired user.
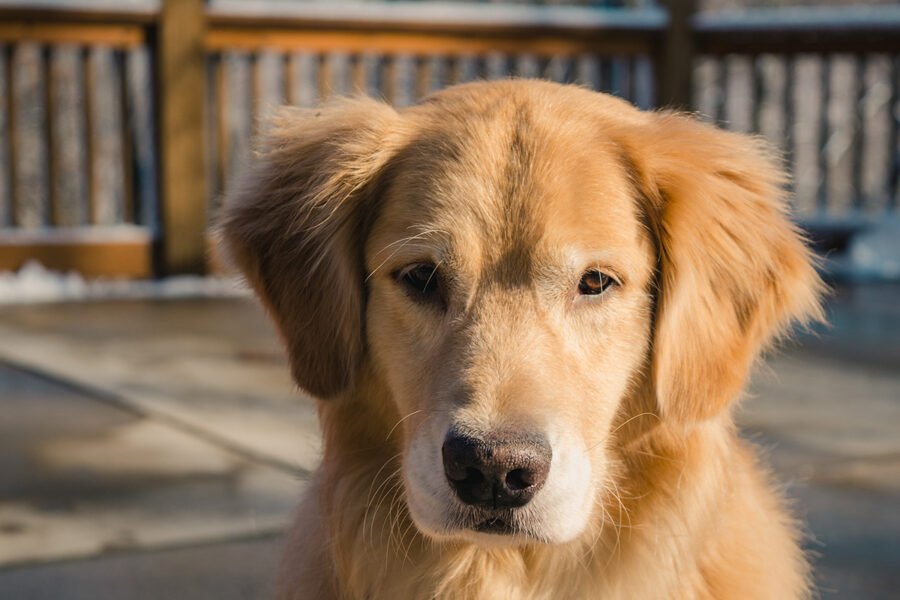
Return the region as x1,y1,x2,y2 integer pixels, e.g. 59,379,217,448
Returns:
0,260,252,305
846,217,900,282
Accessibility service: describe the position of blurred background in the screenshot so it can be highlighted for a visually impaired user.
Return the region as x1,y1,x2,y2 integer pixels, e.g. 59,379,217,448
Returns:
0,0,897,598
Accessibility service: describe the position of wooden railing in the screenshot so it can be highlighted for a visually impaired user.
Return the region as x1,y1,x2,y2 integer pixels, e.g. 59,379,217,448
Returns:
692,6,900,238
0,1,898,277
0,2,157,276
203,2,665,210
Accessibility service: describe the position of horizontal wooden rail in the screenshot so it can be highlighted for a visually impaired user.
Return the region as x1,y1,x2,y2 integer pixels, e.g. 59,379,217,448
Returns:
695,7,900,54
207,2,667,35
0,227,153,277
206,3,665,56
0,0,157,25
205,28,656,57
0,22,145,47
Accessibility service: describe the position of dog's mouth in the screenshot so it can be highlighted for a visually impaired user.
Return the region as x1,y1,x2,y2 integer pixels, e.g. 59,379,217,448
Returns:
474,517,515,534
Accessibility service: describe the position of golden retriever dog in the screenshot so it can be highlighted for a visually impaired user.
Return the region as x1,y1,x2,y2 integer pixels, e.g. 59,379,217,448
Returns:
222,80,824,599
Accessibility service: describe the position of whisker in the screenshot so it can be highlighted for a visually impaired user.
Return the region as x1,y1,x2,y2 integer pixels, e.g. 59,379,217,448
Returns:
363,457,403,546
365,228,448,282
385,410,424,441
610,411,661,435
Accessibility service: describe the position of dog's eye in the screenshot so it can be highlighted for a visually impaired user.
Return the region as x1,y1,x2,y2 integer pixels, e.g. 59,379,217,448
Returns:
397,263,444,305
578,270,615,295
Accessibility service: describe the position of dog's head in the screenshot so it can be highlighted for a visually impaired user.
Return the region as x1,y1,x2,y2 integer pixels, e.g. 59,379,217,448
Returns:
223,81,823,547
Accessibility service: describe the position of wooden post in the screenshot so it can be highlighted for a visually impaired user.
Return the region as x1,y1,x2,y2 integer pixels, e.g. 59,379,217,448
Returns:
656,0,696,110
156,0,206,275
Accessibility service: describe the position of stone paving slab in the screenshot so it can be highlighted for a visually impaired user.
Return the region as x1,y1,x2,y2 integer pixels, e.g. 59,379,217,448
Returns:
0,363,299,569
0,534,282,600
743,353,900,491
794,484,900,600
0,299,321,475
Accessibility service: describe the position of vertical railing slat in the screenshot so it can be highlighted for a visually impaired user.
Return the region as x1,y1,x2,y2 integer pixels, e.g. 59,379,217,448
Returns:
515,54,540,80
783,55,796,194
82,46,96,224
889,54,899,210
90,47,125,226
283,52,295,105
625,56,637,102
455,54,478,84
713,57,727,125
486,52,508,81
611,56,628,98
350,52,364,95
414,55,429,100
225,51,251,191
53,46,88,227
42,45,58,226
392,53,415,108
293,51,319,108
359,52,382,99
817,55,832,211
380,54,395,104
851,54,866,210
0,45,14,227
598,58,612,93
634,55,654,109
750,54,763,134
126,46,157,229
256,49,286,130
14,43,48,229
117,48,134,224
214,52,228,197
318,52,332,101
576,54,600,91
249,52,260,136
426,54,448,95
328,52,352,98
204,52,220,211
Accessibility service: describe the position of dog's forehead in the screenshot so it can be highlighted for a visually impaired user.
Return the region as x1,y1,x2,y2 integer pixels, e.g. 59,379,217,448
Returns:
368,89,646,277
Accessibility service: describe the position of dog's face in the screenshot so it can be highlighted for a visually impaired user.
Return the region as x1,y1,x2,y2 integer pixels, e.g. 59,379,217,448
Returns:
223,81,822,548
364,103,656,543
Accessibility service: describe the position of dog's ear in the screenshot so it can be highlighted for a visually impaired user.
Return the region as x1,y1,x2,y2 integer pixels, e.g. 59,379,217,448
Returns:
221,98,400,399
627,112,825,423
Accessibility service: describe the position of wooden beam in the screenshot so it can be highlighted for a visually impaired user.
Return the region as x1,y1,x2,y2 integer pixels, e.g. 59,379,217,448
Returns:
156,0,207,275
655,0,696,110
695,29,900,55
205,27,657,57
694,7,900,55
0,23,144,48
0,228,152,278
206,3,667,37
0,3,156,26
4,45,18,228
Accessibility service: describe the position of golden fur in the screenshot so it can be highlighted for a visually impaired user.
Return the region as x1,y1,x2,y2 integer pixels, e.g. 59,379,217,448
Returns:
222,80,824,600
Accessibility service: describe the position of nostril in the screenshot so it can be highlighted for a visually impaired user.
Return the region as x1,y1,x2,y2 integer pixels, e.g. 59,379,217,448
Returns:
505,468,533,491
448,466,485,485
463,467,485,485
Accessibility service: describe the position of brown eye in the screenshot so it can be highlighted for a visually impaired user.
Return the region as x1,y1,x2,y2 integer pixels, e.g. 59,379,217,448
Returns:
578,270,614,295
397,263,444,306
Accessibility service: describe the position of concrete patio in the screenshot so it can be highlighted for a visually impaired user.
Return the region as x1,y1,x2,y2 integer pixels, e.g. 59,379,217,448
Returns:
0,285,898,599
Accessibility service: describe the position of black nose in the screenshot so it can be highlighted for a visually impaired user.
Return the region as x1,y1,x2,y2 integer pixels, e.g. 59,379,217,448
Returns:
442,431,552,509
